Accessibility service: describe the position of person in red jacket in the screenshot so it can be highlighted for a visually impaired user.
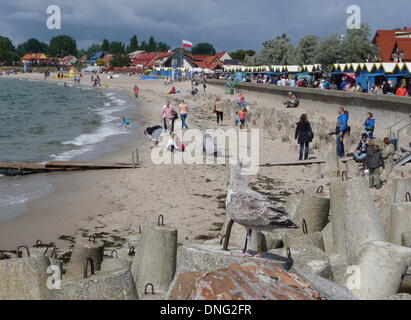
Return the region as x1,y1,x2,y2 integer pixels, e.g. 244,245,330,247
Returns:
396,83,408,96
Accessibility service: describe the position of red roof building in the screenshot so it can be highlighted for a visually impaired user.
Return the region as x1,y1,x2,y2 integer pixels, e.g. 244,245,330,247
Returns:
130,53,158,67
21,53,52,66
191,55,224,71
373,28,411,62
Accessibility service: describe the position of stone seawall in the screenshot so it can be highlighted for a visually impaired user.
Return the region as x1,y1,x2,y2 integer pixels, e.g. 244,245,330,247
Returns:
208,80,411,114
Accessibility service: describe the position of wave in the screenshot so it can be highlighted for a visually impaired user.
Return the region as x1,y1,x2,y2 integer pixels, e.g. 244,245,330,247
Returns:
62,124,127,147
50,147,94,161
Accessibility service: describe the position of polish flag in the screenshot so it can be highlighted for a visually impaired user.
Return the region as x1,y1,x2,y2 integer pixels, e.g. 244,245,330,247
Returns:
182,40,193,48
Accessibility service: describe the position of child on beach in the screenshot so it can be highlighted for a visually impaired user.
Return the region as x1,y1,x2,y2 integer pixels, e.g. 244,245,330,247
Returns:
134,85,139,98
365,140,385,189
121,117,130,128
238,107,247,129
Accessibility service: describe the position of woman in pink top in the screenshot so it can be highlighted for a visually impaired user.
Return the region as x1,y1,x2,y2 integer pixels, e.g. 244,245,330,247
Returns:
238,107,247,129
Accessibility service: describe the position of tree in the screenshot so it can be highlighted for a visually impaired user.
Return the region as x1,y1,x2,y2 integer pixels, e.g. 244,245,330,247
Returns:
339,24,380,62
109,41,125,55
139,41,148,51
111,54,131,67
129,35,138,53
314,34,342,70
86,43,102,57
229,49,256,61
102,39,110,53
148,36,157,52
0,36,17,63
48,35,77,57
191,42,216,55
295,35,320,65
257,35,297,65
157,42,170,52
17,38,48,56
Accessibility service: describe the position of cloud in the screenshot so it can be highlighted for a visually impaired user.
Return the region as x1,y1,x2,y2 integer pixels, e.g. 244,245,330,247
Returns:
0,0,410,52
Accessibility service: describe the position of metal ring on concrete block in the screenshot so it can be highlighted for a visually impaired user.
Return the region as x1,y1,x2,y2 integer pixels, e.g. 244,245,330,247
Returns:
138,225,142,234
341,171,348,181
298,189,305,195
43,242,56,258
219,234,226,246
35,240,43,247
111,250,118,258
144,283,155,295
406,192,411,203
128,246,135,256
316,186,324,194
302,219,308,235
88,234,96,242
83,258,95,279
158,215,164,226
16,245,30,258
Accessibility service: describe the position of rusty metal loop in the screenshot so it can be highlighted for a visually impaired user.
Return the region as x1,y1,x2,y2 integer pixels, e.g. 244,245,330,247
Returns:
84,258,95,279
341,171,348,181
128,246,135,256
111,250,118,258
286,247,292,261
158,215,164,226
43,242,56,258
35,240,43,247
138,225,142,234
298,189,305,195
144,283,155,295
302,219,308,235
316,186,324,194
16,245,30,258
406,192,411,203
88,234,96,242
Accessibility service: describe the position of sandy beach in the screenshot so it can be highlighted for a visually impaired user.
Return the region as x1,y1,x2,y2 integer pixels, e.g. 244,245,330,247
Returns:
0,72,409,257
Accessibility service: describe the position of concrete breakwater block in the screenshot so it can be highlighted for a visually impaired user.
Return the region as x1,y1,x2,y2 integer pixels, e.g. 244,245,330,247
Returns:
291,192,330,235
55,268,138,300
270,246,333,280
402,232,411,247
344,241,411,300
131,224,177,298
392,177,411,204
323,150,340,178
282,231,325,251
330,177,386,263
321,222,334,255
285,194,303,220
0,257,53,300
390,203,411,245
175,244,291,278
66,238,104,277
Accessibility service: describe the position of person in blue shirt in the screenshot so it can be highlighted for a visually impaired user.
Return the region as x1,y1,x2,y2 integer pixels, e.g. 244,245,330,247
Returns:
335,106,349,157
363,112,375,139
340,78,348,90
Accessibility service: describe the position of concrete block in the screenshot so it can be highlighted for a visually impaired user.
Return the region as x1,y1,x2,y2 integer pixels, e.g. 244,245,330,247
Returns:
321,222,334,255
66,238,104,277
346,241,411,300
330,177,386,263
392,177,411,204
270,246,333,280
283,231,325,251
131,224,177,297
390,203,411,245
402,232,411,247
0,257,54,300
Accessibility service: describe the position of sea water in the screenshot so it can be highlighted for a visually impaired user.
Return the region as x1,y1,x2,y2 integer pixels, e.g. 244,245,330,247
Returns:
0,77,138,221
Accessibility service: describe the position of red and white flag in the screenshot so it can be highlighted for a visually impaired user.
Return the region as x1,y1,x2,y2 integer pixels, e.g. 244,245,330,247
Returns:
182,40,193,48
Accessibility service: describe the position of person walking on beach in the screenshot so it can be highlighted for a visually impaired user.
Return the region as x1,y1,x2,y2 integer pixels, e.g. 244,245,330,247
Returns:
134,85,139,98
161,100,177,134
214,97,224,126
203,77,207,94
295,114,314,161
365,140,385,189
363,112,375,139
179,100,189,130
335,106,349,158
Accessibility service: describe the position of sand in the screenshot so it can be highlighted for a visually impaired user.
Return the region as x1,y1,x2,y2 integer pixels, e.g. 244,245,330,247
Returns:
0,71,409,255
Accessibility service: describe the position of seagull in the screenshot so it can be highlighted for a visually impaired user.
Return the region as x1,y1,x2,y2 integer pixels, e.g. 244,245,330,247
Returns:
223,161,299,255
